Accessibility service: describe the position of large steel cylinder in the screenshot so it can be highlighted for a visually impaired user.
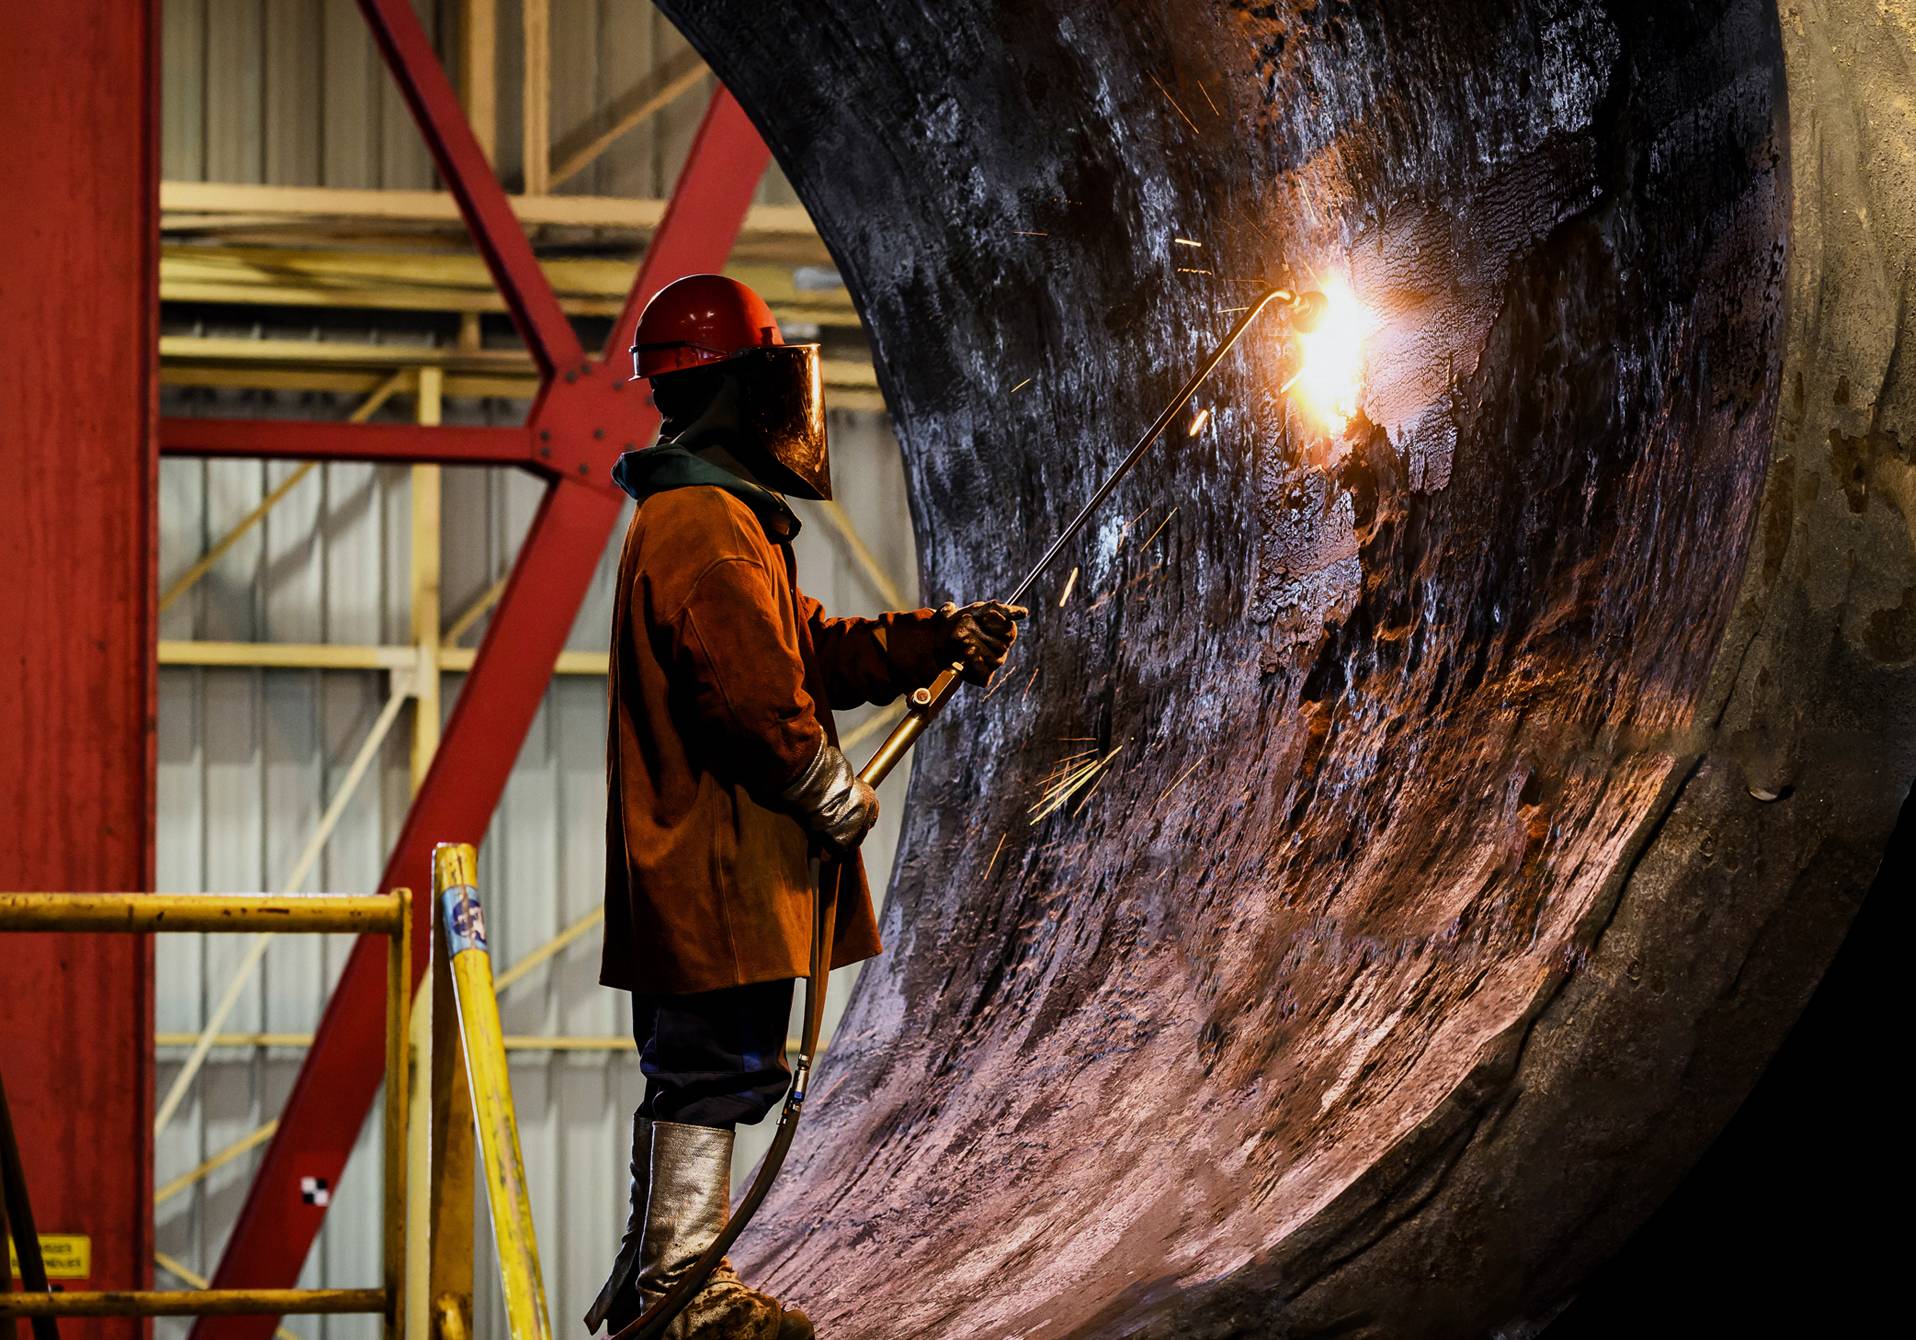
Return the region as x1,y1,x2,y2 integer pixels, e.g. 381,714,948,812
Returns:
660,2,1916,1334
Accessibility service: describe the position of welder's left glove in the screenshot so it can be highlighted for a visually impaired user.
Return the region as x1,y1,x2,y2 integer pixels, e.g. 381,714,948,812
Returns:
933,600,1028,685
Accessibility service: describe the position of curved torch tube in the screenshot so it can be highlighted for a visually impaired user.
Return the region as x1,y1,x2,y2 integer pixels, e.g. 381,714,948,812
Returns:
611,284,1313,1340
860,283,1309,790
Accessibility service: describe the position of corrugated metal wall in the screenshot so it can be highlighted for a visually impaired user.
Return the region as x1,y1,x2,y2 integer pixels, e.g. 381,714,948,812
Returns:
154,4,911,1335
160,0,798,204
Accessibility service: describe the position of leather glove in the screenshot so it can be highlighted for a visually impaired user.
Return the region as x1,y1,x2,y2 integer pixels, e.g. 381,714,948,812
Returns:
779,739,879,856
933,600,1028,685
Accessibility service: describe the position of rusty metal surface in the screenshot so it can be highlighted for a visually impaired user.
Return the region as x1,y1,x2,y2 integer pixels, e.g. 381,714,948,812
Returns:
660,1,1915,1335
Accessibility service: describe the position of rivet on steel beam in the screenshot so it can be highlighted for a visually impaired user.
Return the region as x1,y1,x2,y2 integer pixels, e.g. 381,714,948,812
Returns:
577,463,590,475
594,428,605,440
539,447,552,459
539,429,551,442
566,370,578,384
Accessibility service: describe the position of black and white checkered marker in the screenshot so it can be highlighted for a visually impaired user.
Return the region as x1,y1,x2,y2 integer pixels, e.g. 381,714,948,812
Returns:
299,1175,331,1207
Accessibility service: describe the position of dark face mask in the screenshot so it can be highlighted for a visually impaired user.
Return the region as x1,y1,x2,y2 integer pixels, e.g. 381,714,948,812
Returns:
649,364,727,431
650,345,833,500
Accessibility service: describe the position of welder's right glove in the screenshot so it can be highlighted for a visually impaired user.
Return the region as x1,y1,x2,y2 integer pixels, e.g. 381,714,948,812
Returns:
932,600,1028,685
780,739,879,857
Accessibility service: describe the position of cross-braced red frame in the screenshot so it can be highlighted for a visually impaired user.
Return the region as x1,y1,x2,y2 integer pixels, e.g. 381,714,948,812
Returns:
159,5,772,1335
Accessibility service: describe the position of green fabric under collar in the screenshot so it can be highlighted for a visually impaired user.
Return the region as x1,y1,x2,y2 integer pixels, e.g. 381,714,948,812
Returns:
611,444,801,542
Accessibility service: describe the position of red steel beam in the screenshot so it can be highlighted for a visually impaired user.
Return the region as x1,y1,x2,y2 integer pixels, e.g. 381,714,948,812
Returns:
0,1,158,1327
159,417,535,467
353,0,583,383
191,16,771,1338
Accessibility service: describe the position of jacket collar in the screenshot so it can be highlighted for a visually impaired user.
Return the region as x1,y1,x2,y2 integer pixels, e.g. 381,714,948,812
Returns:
610,443,801,542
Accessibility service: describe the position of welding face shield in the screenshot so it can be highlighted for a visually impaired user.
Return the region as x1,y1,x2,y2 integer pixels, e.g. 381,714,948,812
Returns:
725,342,831,500
650,343,833,501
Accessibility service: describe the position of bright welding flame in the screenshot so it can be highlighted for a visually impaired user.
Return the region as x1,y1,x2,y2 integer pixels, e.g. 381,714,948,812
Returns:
1286,277,1369,434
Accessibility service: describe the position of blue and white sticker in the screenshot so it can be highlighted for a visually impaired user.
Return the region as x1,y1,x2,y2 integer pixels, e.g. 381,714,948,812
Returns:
441,885,488,955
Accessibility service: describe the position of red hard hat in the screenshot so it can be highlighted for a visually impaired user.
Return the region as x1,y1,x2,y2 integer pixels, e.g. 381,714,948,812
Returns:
630,274,783,380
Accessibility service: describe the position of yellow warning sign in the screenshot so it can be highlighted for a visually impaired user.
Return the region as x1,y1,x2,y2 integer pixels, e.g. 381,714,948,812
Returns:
8,1233,92,1280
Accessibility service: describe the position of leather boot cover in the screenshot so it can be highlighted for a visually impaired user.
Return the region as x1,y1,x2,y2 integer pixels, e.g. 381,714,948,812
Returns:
624,1120,814,1340
584,1114,654,1333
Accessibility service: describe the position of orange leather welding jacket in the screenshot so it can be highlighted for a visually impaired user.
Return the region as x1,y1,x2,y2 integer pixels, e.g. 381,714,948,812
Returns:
601,466,942,995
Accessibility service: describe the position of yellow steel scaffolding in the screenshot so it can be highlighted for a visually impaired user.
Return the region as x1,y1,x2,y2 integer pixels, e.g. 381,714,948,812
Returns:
1,854,552,1340
0,889,411,1333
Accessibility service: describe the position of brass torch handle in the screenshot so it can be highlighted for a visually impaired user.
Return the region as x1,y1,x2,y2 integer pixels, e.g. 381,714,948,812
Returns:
858,664,963,788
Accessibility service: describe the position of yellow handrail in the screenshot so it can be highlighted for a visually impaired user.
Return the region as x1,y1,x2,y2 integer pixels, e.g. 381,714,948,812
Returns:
384,887,414,1340
0,1289,387,1318
0,888,410,1339
0,892,403,934
432,843,552,1340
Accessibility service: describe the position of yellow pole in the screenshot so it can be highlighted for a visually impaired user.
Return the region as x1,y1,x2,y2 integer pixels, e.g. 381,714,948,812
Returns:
411,368,445,792
383,887,412,1340
152,1253,307,1340
0,893,402,935
432,843,551,1340
428,907,476,1340
521,0,550,194
434,1294,471,1340
405,971,435,1340
0,1289,386,1318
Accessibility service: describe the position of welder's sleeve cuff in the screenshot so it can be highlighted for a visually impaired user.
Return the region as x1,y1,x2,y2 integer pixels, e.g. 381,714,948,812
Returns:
773,725,831,793
875,607,950,689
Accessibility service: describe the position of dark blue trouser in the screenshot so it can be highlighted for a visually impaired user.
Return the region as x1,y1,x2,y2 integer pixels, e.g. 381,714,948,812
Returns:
632,977,795,1129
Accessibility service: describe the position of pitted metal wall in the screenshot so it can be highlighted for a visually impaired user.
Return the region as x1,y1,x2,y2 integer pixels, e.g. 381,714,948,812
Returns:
657,2,1915,1336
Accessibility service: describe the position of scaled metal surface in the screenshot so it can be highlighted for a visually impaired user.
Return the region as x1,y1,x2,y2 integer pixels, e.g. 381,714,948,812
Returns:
662,2,1915,1335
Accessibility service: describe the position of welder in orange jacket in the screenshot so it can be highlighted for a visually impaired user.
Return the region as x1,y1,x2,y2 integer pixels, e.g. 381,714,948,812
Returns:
586,274,1023,1340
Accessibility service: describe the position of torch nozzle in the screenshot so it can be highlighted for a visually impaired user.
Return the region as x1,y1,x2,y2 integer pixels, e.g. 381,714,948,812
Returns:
1287,289,1330,333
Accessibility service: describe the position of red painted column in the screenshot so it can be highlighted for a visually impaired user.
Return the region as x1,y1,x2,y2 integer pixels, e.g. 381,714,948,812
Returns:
0,2,158,1334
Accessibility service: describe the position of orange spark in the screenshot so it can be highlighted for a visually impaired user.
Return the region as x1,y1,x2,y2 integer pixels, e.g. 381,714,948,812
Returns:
1140,507,1178,550
983,832,1009,881
1148,73,1202,135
